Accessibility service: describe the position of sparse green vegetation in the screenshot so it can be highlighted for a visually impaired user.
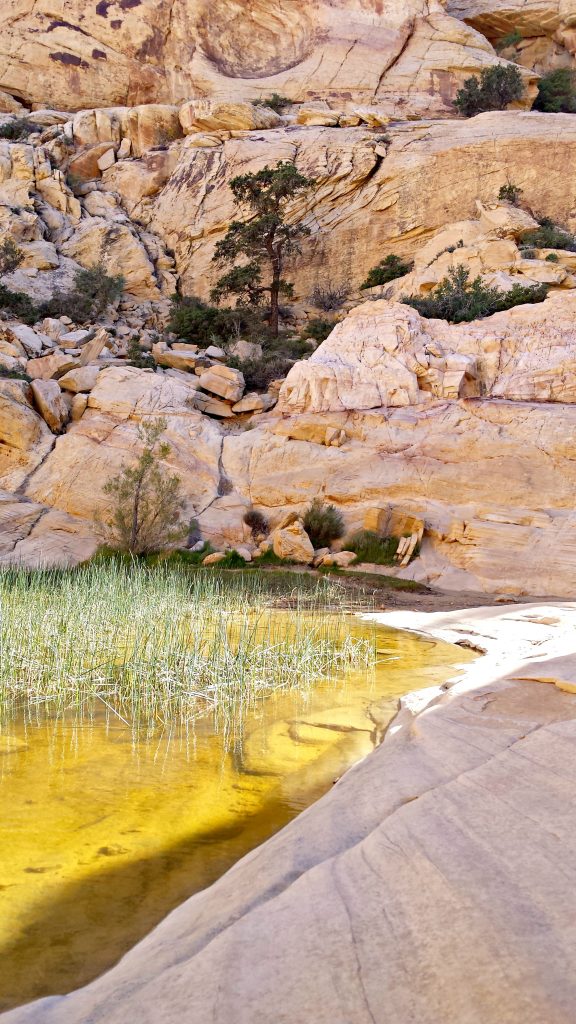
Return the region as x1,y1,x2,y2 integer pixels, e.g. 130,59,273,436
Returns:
0,118,41,141
545,252,560,262
301,318,333,344
310,282,349,311
454,64,524,116
168,294,254,346
346,530,399,565
257,94,292,114
41,262,124,324
521,217,576,252
244,508,269,537
495,28,523,51
0,365,31,381
533,68,576,113
227,331,312,390
360,254,413,290
303,499,346,550
127,337,156,370
498,182,523,205
402,265,548,323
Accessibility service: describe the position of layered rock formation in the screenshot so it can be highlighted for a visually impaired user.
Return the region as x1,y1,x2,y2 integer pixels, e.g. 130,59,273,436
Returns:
5,602,576,1024
0,0,533,116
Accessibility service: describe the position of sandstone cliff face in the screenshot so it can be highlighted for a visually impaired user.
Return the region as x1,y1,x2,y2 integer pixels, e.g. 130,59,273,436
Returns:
0,0,532,116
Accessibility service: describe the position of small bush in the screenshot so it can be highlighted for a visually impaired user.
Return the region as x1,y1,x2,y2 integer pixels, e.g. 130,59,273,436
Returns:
303,499,345,549
0,364,31,381
402,264,548,323
244,508,269,537
0,283,38,324
227,332,311,391
214,550,248,569
257,94,292,114
495,28,523,51
302,318,333,344
521,217,576,252
42,263,124,323
127,337,156,369
545,252,560,262
533,69,576,113
346,530,398,565
454,64,524,117
519,247,536,259
0,238,23,276
0,118,41,141
310,283,349,311
168,294,255,346
498,182,523,205
360,254,413,290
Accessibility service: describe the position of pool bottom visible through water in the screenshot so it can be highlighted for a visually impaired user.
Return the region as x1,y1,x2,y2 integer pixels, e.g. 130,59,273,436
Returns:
0,617,473,1013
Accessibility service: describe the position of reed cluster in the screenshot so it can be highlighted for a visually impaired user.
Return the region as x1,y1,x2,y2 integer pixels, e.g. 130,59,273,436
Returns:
0,562,373,731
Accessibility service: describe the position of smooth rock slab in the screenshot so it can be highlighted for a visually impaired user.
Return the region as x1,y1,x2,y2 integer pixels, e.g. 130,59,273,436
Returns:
6,604,576,1024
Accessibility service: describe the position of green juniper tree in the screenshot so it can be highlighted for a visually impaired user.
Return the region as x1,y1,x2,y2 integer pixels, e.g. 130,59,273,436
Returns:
101,418,186,555
211,161,315,337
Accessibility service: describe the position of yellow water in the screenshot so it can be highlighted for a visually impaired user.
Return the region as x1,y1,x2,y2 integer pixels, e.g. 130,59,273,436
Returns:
0,616,472,1012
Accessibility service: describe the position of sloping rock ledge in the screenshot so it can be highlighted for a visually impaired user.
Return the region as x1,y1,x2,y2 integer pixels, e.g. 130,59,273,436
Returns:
4,602,576,1024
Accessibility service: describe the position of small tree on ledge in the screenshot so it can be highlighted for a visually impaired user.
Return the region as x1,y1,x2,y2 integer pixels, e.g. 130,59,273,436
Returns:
211,161,315,337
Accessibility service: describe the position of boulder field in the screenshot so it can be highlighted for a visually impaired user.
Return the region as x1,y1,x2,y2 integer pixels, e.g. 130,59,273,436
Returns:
4,601,576,1024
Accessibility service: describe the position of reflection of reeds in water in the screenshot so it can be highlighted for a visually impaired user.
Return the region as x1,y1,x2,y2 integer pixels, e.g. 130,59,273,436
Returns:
0,563,374,734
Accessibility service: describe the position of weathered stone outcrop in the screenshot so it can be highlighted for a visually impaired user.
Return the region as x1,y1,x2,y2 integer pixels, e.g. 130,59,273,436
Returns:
146,112,576,302
448,0,576,72
5,602,576,1024
0,0,533,116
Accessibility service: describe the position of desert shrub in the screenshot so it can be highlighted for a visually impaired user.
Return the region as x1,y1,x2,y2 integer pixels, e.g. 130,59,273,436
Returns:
42,263,124,323
310,283,349,311
454,64,524,116
402,264,548,323
301,318,333,344
0,118,41,141
533,69,576,113
127,337,156,369
0,364,31,381
545,252,560,262
521,217,576,252
346,530,398,565
360,254,413,290
0,238,23,276
495,28,523,51
0,283,38,323
498,182,523,205
257,94,292,113
303,499,345,549
168,295,256,345
99,418,186,555
227,332,311,391
244,508,269,537
519,246,536,259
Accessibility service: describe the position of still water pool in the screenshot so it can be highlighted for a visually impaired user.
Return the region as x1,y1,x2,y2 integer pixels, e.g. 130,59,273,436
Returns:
0,615,472,1011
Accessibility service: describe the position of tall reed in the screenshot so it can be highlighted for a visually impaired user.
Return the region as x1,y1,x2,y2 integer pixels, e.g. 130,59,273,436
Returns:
0,562,373,732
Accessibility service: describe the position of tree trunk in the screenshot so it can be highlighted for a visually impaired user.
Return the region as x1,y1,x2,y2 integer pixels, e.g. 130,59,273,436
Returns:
267,235,281,337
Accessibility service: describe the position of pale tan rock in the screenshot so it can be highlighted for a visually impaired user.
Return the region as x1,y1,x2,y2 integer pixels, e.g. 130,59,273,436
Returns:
58,366,101,394
320,550,357,567
296,109,340,127
26,352,76,382
232,393,277,414
68,143,117,182
96,148,116,172
70,394,88,422
199,365,245,403
476,200,540,238
272,521,314,564
180,101,282,134
153,342,197,372
30,379,70,433
0,2,534,117
0,380,55,491
202,552,226,566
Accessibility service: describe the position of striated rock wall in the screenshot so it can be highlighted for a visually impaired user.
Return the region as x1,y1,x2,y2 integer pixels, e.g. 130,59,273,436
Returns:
0,0,532,116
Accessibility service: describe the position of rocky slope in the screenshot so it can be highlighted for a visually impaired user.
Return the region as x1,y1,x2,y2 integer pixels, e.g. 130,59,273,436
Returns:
1,3,576,596
4,602,576,1024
